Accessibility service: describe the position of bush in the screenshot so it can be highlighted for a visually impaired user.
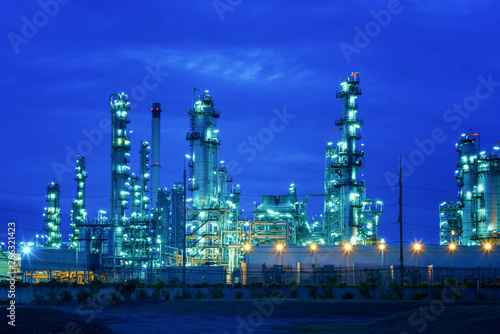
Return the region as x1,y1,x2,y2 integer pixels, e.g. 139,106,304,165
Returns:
59,290,73,302
416,282,430,289
209,285,224,298
389,281,404,300
201,282,210,288
76,289,93,303
195,291,207,299
115,278,140,300
234,291,244,299
169,277,180,287
154,280,165,290
358,281,372,300
233,282,243,288
308,285,320,299
249,281,264,289
432,283,445,289
162,289,170,300
250,287,263,298
34,292,45,305
290,290,299,298
135,288,149,300
47,290,57,301
89,279,103,293
336,282,347,288
183,289,193,299
409,291,428,300
321,285,336,299
341,291,355,299
268,282,281,289
466,281,475,289
110,292,121,306
174,292,183,300
151,289,161,300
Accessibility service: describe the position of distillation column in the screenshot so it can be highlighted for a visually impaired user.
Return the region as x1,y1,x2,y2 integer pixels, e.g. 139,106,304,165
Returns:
187,91,221,209
70,155,87,249
44,182,62,247
335,74,364,245
110,93,131,255
151,103,161,215
455,134,477,245
140,141,151,218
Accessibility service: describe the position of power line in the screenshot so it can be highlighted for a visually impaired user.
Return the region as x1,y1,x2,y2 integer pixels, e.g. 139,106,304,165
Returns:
403,185,456,193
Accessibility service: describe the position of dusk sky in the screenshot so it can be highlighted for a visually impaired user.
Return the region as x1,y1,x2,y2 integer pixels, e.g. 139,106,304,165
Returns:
1,0,499,247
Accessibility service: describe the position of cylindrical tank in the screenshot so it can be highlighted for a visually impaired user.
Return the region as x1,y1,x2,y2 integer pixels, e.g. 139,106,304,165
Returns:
261,195,277,205
79,229,91,253
104,229,115,255
482,167,500,232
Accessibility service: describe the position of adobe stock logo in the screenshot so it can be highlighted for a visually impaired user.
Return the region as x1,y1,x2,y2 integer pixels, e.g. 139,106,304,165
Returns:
7,0,72,54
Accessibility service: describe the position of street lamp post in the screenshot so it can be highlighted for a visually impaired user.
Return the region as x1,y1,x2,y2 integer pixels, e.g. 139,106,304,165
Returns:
344,243,352,285
182,154,190,296
277,244,283,265
413,243,422,283
379,244,385,267
449,243,456,272
484,243,492,270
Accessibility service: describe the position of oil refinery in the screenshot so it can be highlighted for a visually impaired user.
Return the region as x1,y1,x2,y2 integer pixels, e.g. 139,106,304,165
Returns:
9,74,500,284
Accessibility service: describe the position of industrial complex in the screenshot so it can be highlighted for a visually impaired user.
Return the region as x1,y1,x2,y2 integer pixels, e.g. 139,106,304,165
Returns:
6,74,500,284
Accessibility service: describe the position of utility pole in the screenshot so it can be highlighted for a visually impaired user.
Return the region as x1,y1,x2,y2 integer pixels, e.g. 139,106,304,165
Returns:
182,160,187,296
398,155,404,296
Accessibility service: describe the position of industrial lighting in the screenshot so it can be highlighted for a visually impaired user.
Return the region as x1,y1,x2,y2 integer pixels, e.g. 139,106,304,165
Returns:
413,243,422,251
378,244,386,251
23,247,30,254
310,244,317,251
484,243,492,250
244,244,251,251
185,154,191,159
344,243,352,251
276,244,283,251
449,243,456,251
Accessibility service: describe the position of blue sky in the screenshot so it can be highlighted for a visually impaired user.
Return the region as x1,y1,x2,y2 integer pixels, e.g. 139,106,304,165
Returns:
1,0,500,247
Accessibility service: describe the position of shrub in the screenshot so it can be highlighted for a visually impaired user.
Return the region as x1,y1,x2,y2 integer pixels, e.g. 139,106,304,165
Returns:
59,289,73,302
174,292,183,300
389,281,404,300
234,291,244,299
169,277,180,287
308,285,320,299
162,289,170,300
195,291,207,299
151,289,161,300
135,288,149,300
341,291,355,299
466,281,475,289
249,281,264,289
432,283,445,289
321,285,336,299
409,291,428,300
233,282,243,288
358,281,372,300
290,290,299,298
201,282,210,288
110,292,121,306
89,279,103,294
268,282,281,289
34,292,45,305
115,278,140,300
416,282,430,289
46,290,57,301
250,287,263,298
209,285,224,298
336,282,347,288
183,289,193,299
154,280,165,290
76,289,93,303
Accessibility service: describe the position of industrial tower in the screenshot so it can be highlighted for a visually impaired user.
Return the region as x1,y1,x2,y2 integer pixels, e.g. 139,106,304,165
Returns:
110,93,131,255
69,155,87,249
324,74,383,245
44,182,62,247
441,133,500,245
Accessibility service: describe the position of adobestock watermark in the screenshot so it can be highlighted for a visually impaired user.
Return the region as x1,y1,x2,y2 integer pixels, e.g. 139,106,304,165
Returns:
384,74,500,191
213,0,243,22
339,0,407,64
226,106,296,177
7,0,72,54
226,291,285,334
400,286,459,334
51,65,169,182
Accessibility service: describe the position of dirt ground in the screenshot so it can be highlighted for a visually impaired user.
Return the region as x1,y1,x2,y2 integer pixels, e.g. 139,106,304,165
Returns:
4,300,500,333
